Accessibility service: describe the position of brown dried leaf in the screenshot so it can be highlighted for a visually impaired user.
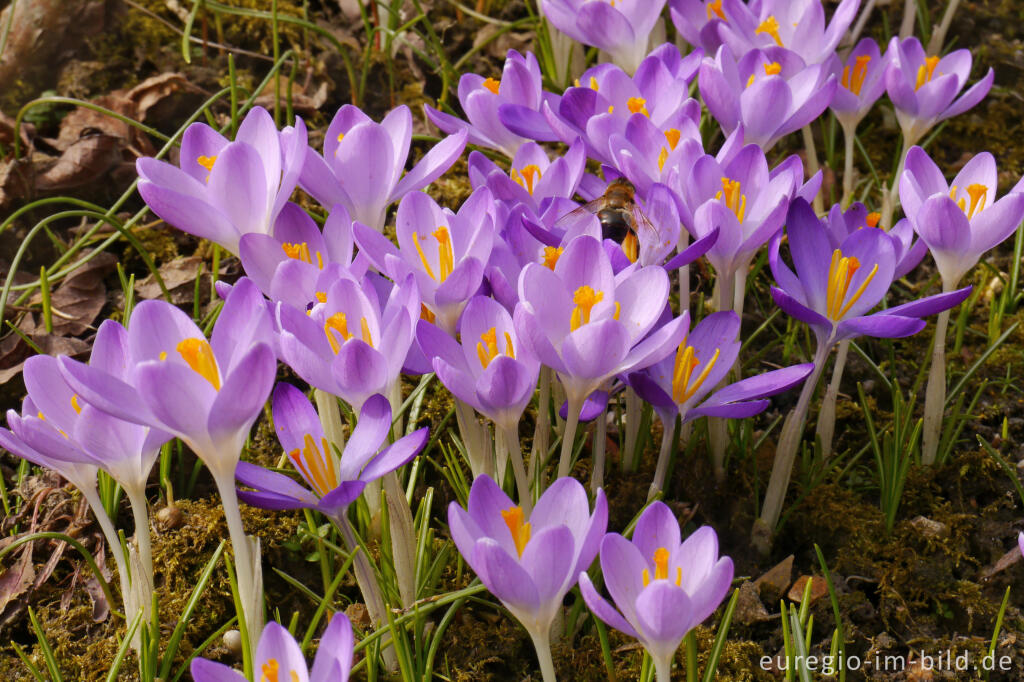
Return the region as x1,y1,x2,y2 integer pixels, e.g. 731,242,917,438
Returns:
84,575,109,622
51,94,135,153
43,251,116,335
0,543,35,617
134,254,211,304
35,131,123,191
980,545,1021,581
127,73,204,124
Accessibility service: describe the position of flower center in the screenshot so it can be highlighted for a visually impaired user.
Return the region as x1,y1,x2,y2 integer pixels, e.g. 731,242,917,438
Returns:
542,246,563,270
915,55,941,90
627,97,649,117
746,61,782,87
866,212,881,228
826,249,878,320
281,241,324,269
324,312,373,353
482,77,500,95
716,177,747,222
671,340,720,404
511,165,542,194
288,433,338,498
949,183,988,219
658,129,681,173
842,55,871,96
176,338,221,390
197,155,216,182
756,16,783,46
642,547,682,587
413,227,455,282
477,327,516,369
706,0,725,20
501,506,531,557
570,285,604,331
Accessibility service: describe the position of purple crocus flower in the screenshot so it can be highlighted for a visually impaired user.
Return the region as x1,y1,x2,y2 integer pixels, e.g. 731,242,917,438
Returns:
827,38,890,131
448,474,607,680
300,104,468,231
540,0,667,74
885,37,994,147
712,0,861,66
236,385,427,519
822,202,926,280
668,0,729,54
698,45,836,150
239,203,367,309
514,235,687,476
580,502,733,682
277,273,419,412
531,45,703,167
137,106,306,255
425,50,556,158
467,139,586,217
900,146,1024,288
354,188,494,335
192,613,354,682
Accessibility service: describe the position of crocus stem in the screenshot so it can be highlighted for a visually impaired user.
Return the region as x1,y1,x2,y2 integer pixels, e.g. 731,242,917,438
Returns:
847,0,877,47
315,389,346,453
648,414,678,501
710,268,736,479
530,367,552,485
881,136,914,230
927,0,961,55
842,123,856,205
816,338,850,461
921,307,952,465
334,513,398,670
654,655,673,682
898,0,916,39
755,344,829,551
81,484,132,616
124,487,155,616
455,398,490,478
622,387,641,473
801,125,824,214
590,399,608,495
212,471,263,657
501,423,532,514
383,472,416,608
558,394,583,479
529,629,558,682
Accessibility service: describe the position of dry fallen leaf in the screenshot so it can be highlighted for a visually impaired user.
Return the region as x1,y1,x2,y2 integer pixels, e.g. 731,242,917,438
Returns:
0,543,35,621
35,131,123,191
134,254,211,304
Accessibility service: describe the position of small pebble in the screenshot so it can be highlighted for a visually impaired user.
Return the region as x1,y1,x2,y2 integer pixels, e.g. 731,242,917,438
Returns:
223,629,243,659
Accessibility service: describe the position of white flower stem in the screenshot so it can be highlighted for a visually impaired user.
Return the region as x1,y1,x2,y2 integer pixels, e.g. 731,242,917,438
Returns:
124,487,155,615
842,123,857,206
529,629,558,682
921,307,952,465
881,136,915,230
654,656,673,682
816,339,850,461
530,367,552,485
80,484,132,616
455,398,490,478
590,398,608,495
709,268,736,480
500,423,532,514
622,386,642,473
315,389,347,453
899,0,916,39
648,414,678,501
557,395,583,479
212,471,263,657
755,344,829,550
802,125,824,214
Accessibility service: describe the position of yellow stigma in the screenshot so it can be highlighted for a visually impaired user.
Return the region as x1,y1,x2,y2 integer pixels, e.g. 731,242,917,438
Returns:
664,128,681,150
671,341,720,404
501,506,531,557
658,146,669,172
542,246,564,270
336,132,345,143
261,658,279,682
756,16,783,46
159,351,168,361
963,183,988,219
413,227,455,282
842,55,871,95
642,547,681,587
360,317,373,346
176,338,221,390
511,164,542,194
287,433,338,498
482,77,501,95
915,55,941,90
627,97,649,117
476,327,515,369
197,155,216,172
866,212,881,228
570,286,604,331
715,177,747,222
746,61,782,87
706,0,725,20
826,248,879,320
324,312,352,354
281,242,324,269
315,291,328,303
70,394,82,415
607,104,615,114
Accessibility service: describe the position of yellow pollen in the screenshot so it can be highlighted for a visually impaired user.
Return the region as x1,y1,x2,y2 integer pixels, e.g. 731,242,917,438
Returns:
671,342,720,404
589,76,599,91
570,285,604,331
826,249,879,320
511,164,542,194
664,128,681,150
288,434,338,498
542,246,564,270
477,327,500,369
706,0,725,20
70,394,82,415
261,658,279,682
360,317,373,346
291,673,299,682
176,338,221,390
627,97,649,117
482,77,501,95
501,506,531,557
716,177,746,222
866,212,881,228
159,351,168,361
915,55,941,90
658,147,669,172
764,61,782,76
315,291,328,303
756,16,783,46
842,55,871,95
281,241,323,269
608,105,615,114
965,183,988,219
197,155,216,172
622,231,639,263
324,312,352,354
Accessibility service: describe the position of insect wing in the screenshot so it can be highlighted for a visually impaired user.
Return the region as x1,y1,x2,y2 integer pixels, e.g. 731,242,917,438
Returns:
552,198,605,237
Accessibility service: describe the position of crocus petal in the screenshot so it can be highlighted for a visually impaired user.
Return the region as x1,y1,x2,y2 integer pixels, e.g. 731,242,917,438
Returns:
254,622,310,682
235,461,320,507
520,525,575,604
311,613,354,682
207,344,276,460
359,427,428,482
472,538,541,615
391,130,469,201
632,502,682,563
191,658,248,682
835,314,925,341
579,572,640,638
635,582,694,661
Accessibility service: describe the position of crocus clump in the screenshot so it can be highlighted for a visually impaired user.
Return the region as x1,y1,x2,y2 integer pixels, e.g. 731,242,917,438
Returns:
580,502,733,682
